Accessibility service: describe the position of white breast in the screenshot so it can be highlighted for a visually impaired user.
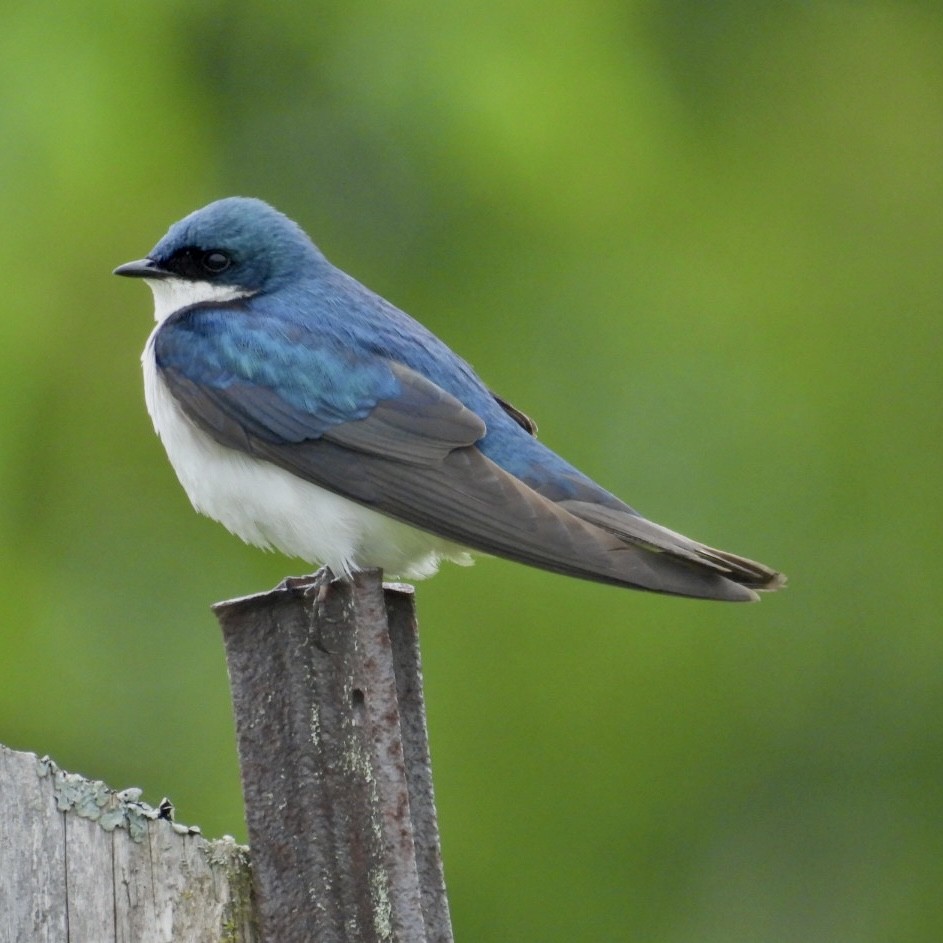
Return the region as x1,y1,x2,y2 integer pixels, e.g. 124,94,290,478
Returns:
140,282,473,579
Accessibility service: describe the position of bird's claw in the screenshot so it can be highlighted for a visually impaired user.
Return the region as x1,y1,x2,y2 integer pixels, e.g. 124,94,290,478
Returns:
277,566,333,597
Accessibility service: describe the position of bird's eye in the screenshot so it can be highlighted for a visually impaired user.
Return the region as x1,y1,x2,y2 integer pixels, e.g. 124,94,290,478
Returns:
201,251,231,273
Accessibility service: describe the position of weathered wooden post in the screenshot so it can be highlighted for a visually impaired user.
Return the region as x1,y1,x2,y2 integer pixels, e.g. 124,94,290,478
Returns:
0,570,449,940
213,569,454,943
0,745,259,942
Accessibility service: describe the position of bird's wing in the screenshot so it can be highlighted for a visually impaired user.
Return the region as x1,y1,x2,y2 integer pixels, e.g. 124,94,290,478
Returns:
155,309,763,600
557,501,785,591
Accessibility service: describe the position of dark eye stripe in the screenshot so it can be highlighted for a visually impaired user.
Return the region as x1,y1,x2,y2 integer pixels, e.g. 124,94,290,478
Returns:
161,247,233,279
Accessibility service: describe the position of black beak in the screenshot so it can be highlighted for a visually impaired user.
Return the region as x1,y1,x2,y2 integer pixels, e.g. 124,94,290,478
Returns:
113,258,171,279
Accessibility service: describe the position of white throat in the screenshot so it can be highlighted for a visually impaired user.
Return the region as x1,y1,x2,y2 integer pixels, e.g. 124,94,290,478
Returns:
144,276,254,323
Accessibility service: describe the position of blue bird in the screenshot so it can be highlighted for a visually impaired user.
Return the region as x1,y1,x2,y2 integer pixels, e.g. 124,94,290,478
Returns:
115,197,784,602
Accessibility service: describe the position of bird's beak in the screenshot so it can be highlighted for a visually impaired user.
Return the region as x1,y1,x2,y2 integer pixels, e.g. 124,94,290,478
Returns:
113,258,171,279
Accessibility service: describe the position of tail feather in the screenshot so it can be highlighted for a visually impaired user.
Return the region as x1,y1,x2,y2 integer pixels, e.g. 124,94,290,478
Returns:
559,499,786,594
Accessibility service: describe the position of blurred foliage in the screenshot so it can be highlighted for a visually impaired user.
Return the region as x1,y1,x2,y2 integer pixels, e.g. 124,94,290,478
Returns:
2,2,942,940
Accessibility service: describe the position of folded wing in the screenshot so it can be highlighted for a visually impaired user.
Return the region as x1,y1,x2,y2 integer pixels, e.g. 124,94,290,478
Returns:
156,310,782,600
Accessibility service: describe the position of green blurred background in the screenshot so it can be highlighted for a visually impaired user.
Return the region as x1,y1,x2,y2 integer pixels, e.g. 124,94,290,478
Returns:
2,2,942,940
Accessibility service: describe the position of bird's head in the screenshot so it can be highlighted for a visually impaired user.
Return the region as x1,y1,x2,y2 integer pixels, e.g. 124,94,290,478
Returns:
114,197,323,320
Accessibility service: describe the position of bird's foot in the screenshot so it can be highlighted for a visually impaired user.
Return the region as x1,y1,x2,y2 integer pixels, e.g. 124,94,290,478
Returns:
278,567,338,643
277,566,334,598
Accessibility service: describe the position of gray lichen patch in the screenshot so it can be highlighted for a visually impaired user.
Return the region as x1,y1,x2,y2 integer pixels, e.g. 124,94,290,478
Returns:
36,754,201,843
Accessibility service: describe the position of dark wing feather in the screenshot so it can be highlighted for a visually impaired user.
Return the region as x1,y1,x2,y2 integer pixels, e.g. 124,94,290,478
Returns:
160,354,762,601
492,392,538,435
559,501,785,591
246,436,759,599
327,364,487,461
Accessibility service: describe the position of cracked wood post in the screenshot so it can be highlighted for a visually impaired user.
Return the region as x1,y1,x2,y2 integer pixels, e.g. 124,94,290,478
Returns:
213,569,454,943
0,744,258,942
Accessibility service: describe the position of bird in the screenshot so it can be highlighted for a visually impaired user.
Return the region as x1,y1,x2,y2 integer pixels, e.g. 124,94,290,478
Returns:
115,197,784,602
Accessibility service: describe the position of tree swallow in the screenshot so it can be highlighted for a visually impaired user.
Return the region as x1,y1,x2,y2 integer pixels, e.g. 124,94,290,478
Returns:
115,197,784,602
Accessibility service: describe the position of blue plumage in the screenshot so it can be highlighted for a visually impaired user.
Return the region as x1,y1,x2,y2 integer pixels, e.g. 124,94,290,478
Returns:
116,197,784,600
154,233,612,501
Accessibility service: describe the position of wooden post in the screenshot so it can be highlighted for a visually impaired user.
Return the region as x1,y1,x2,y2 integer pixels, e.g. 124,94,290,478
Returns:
0,744,259,942
212,569,454,943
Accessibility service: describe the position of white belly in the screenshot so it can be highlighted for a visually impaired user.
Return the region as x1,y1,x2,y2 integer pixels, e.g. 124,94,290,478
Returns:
142,333,473,579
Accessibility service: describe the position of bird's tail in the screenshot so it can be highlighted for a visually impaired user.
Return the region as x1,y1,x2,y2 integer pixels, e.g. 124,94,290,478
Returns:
689,544,786,591
558,499,786,600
